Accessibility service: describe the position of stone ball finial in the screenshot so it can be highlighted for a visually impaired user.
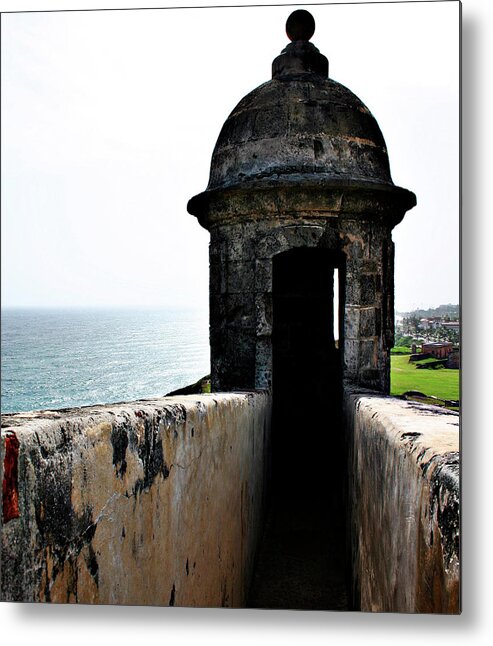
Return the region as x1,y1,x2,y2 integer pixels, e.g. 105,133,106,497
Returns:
286,9,316,42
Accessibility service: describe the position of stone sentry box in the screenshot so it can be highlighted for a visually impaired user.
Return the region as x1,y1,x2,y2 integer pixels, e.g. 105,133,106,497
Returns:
188,10,416,394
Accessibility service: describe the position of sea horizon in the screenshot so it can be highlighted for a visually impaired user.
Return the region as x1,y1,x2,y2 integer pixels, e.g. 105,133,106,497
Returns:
1,306,210,414
1,303,208,311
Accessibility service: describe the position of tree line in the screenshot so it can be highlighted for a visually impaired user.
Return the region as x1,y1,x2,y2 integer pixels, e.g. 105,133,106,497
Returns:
400,316,459,345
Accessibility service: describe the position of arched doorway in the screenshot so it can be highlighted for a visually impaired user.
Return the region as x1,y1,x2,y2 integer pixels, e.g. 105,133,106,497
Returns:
248,247,348,610
271,247,344,497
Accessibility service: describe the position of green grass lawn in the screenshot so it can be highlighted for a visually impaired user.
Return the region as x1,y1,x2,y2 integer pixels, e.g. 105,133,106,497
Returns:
390,354,460,401
390,346,412,355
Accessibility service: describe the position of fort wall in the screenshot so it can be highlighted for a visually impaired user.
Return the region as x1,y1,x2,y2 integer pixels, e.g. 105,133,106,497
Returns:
1,392,271,606
1,388,459,612
344,389,460,613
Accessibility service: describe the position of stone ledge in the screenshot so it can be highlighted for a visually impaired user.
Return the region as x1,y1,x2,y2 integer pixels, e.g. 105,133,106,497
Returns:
344,388,460,614
1,391,266,429
1,391,272,606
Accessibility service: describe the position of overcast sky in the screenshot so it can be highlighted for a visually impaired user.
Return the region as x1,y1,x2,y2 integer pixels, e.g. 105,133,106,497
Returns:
1,1,459,313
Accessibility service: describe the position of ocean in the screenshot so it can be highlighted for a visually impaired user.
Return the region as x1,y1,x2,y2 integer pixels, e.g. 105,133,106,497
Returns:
1,308,210,414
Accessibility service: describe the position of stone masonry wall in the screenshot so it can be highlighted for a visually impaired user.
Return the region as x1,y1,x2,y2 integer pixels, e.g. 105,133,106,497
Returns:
1,392,271,606
344,388,460,613
341,220,394,392
209,213,393,394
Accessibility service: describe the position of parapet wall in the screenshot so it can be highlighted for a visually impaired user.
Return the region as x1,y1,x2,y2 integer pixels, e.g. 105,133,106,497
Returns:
344,388,460,614
1,392,271,606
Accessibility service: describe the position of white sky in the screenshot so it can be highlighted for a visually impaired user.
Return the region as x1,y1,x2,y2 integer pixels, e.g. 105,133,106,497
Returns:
1,1,459,312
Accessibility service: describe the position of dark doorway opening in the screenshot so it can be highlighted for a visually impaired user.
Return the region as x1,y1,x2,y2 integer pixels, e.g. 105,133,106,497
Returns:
248,248,348,610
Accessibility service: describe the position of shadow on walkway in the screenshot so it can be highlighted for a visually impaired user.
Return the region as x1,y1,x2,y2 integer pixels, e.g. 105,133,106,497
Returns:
247,482,348,610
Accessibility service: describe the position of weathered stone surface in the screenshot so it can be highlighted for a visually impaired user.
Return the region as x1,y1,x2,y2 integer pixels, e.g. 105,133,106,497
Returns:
344,389,460,614
205,207,401,392
345,306,360,339
359,307,377,337
1,393,271,606
190,183,414,230
205,78,393,192
360,274,376,306
360,339,377,369
187,12,415,395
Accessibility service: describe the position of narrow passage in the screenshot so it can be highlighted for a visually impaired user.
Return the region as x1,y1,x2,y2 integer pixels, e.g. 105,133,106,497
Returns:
249,247,349,610
247,488,348,610
247,394,348,611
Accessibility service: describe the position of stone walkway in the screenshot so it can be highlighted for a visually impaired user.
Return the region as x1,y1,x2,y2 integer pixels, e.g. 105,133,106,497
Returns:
247,493,349,611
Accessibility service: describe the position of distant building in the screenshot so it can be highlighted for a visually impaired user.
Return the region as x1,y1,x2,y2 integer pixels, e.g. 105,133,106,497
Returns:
421,342,454,359
442,321,460,330
419,318,437,329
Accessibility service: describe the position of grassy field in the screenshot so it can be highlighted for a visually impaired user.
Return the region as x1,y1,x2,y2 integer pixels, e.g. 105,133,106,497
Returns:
390,354,460,401
390,346,412,355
